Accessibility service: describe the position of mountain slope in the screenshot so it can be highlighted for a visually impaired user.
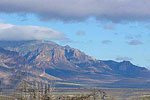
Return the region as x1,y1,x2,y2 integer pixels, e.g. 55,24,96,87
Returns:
0,40,150,88
0,47,62,89
0,47,27,88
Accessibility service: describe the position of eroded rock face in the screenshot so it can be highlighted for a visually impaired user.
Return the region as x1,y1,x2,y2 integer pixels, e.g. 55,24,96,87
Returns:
65,46,96,63
51,47,67,63
0,47,26,68
0,47,27,88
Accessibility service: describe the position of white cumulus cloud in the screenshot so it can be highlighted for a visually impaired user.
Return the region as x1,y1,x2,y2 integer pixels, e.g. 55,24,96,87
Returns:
0,23,66,41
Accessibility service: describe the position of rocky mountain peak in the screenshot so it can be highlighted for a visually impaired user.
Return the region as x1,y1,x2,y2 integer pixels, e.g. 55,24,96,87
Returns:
0,40,150,88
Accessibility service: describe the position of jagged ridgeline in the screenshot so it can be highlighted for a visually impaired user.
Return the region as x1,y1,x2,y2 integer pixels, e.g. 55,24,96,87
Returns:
0,40,150,88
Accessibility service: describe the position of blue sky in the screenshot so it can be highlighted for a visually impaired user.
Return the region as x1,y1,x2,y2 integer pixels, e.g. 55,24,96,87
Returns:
0,0,150,68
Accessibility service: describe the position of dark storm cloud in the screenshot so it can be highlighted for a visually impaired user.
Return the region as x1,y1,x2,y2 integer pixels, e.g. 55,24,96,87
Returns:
0,0,150,22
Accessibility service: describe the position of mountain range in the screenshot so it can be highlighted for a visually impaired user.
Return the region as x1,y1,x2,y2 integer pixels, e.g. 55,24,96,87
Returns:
0,40,150,88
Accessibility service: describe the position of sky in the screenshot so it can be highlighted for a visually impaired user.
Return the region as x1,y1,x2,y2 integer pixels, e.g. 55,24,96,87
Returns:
0,0,150,68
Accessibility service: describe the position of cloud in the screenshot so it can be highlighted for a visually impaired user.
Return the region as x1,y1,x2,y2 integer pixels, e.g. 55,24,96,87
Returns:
76,30,86,35
116,56,133,61
127,40,143,45
125,34,142,40
101,40,112,45
103,25,115,30
125,34,143,45
0,23,66,41
0,0,150,22
114,33,118,35
125,36,134,40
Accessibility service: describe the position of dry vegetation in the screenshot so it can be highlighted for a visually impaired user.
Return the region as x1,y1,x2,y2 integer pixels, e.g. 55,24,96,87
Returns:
1,87,150,100
0,80,115,100
0,78,150,100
